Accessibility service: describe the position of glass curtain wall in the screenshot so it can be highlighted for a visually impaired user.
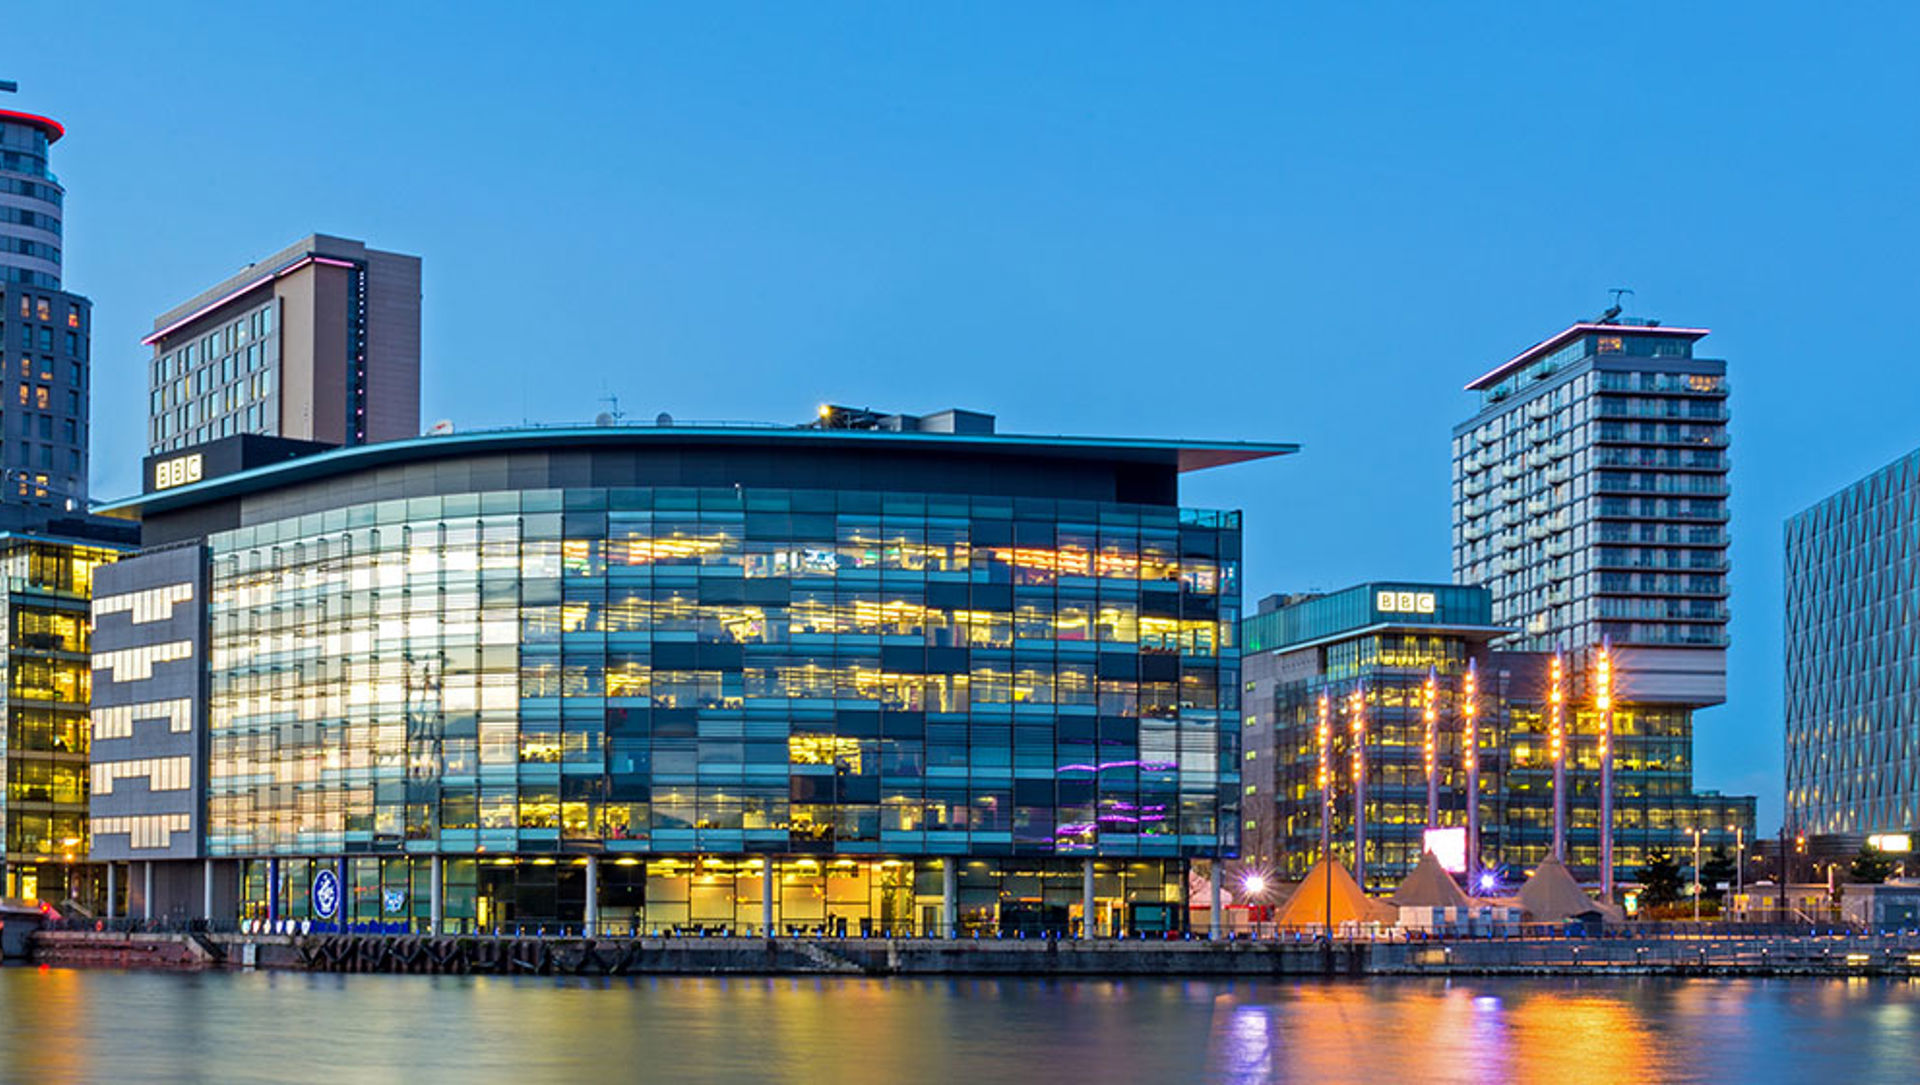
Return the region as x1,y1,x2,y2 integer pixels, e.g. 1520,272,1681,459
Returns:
207,487,1239,931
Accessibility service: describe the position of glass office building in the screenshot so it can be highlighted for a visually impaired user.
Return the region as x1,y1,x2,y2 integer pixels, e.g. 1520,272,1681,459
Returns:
1786,446,1920,838
94,413,1292,934
1,533,126,906
1242,582,1753,891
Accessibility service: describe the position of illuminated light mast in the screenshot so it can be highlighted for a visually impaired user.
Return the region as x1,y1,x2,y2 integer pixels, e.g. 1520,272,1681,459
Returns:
1422,667,1439,830
1349,685,1367,886
1595,637,1616,900
1463,659,1480,884
1316,691,1333,862
1550,648,1566,860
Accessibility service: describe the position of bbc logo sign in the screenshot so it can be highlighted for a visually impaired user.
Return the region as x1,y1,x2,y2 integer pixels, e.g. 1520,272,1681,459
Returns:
1376,590,1436,615
153,453,204,490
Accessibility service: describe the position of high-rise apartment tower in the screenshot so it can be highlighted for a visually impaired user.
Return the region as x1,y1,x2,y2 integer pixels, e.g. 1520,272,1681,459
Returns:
0,103,91,516
1452,315,1730,707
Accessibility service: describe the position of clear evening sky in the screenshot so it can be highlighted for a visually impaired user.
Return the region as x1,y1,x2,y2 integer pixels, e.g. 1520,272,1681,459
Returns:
10,3,1918,828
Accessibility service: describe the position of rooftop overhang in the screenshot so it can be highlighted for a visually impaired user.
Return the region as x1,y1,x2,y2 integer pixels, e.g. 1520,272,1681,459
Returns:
0,109,64,144
1254,621,1515,657
1465,323,1711,391
143,253,360,346
100,426,1300,518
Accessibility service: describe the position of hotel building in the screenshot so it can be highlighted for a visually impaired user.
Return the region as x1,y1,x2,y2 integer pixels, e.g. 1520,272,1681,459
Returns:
143,234,421,456
92,410,1290,933
1786,447,1920,840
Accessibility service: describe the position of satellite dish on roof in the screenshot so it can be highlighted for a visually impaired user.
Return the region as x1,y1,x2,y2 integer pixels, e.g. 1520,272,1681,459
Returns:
656,412,674,427
594,412,615,427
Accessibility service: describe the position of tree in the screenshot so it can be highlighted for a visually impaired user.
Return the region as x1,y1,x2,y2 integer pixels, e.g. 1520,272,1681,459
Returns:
1850,844,1896,885
1638,851,1684,907
1698,848,1737,901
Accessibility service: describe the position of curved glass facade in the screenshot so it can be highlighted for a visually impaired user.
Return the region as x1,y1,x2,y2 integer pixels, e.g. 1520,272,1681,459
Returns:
199,482,1243,931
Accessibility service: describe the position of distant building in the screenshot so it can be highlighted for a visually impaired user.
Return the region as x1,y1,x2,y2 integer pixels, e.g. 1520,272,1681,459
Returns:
1,105,92,519
1241,582,1755,890
1786,447,1920,838
143,233,421,456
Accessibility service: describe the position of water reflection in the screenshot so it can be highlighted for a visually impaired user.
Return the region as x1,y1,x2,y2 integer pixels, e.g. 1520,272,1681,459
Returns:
2,967,1919,1084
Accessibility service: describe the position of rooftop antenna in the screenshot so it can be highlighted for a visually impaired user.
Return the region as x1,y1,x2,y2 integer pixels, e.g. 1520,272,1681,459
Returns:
597,392,626,426
1599,287,1633,324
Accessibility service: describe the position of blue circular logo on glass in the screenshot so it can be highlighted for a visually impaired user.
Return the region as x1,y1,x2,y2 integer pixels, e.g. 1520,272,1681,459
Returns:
312,869,341,920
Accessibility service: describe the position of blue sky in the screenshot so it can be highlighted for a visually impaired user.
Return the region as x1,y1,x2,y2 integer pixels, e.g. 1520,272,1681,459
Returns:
10,3,1920,827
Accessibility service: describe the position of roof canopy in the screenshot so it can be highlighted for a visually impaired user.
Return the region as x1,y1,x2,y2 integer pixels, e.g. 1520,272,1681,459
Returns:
1389,851,1471,909
1517,857,1623,922
1276,858,1397,926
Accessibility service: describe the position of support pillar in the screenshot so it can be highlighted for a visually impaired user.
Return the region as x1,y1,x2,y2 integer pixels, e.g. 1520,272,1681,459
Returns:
107,863,117,920
266,858,280,924
941,860,957,938
430,856,444,935
761,858,775,936
1208,859,1223,941
583,855,599,935
203,860,214,923
1082,858,1096,939
143,862,154,922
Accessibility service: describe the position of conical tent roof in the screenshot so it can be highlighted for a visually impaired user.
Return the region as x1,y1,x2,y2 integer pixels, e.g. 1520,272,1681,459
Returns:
1277,858,1397,926
1389,851,1471,909
1518,857,1621,922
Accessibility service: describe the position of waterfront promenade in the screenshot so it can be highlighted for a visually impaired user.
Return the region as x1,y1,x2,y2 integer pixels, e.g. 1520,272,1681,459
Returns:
27,927,1920,979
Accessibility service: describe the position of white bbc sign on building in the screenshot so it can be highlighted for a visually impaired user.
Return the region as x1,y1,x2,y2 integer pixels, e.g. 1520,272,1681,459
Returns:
1376,590,1436,615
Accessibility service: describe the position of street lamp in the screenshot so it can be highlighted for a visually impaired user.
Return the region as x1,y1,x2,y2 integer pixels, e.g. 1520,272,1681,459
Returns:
1728,823,1744,899
1549,648,1566,861
1692,826,1703,923
1594,639,1616,900
1422,667,1439,831
1463,659,1480,884
1349,685,1367,887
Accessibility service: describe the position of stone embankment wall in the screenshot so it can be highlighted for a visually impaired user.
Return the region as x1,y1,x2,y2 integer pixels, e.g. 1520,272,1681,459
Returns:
30,930,1920,978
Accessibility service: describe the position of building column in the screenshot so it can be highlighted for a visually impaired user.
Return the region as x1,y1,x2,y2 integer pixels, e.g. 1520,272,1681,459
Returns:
583,855,599,935
106,863,117,921
761,858,775,936
143,862,154,922
1082,858,1096,939
266,858,280,924
203,860,214,923
1208,860,1223,941
429,856,444,935
941,861,958,938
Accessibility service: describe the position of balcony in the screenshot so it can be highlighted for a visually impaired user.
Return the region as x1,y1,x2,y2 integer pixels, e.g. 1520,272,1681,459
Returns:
1595,430,1731,451
1595,373,1729,397
1593,476,1731,498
